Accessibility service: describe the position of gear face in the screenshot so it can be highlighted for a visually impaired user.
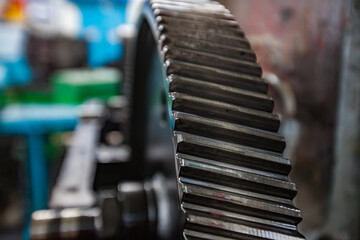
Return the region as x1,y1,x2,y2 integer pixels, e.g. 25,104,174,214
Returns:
131,0,305,239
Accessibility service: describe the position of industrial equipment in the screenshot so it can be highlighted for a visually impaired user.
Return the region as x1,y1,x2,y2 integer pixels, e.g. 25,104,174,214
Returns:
30,1,304,239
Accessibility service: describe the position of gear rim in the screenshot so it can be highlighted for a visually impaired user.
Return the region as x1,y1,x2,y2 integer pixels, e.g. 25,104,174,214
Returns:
130,0,305,239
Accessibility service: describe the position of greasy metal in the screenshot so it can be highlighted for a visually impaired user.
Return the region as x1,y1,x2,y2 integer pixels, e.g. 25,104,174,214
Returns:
130,0,305,239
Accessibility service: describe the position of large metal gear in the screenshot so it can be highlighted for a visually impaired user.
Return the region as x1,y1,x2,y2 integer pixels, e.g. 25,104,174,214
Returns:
129,0,305,239
30,1,305,239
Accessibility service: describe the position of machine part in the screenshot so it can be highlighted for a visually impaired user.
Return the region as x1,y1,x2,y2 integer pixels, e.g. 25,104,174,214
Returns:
94,97,134,189
93,145,132,190
96,174,179,240
49,102,105,208
117,181,156,239
30,100,131,239
129,0,304,239
31,208,99,240
117,24,138,144
30,1,305,239
263,73,299,159
96,190,120,239
263,73,297,120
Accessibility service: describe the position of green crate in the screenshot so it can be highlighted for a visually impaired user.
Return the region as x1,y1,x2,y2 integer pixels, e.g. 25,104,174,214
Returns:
52,68,122,104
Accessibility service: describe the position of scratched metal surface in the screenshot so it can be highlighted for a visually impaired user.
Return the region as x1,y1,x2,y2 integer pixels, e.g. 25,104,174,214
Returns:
220,0,347,238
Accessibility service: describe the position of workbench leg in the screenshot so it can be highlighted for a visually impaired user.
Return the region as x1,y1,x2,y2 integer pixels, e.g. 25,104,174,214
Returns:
24,134,48,240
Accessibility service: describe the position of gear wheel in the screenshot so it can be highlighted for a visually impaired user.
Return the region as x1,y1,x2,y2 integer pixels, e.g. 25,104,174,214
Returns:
129,0,305,239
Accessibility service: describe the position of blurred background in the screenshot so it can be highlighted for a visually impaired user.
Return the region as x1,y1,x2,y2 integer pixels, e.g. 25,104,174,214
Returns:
0,0,127,239
0,0,358,239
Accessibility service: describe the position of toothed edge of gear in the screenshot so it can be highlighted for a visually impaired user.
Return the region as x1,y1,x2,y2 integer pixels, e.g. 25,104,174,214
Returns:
146,0,305,239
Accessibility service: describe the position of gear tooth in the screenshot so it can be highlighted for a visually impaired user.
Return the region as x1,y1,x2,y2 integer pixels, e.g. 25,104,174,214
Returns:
158,33,168,47
152,2,235,20
158,23,251,49
184,212,304,240
158,24,165,32
180,177,304,239
164,46,262,77
174,112,286,153
157,15,244,38
153,7,238,27
167,61,269,96
153,8,161,16
184,229,237,240
183,203,300,232
179,177,294,206
175,133,291,177
171,92,280,131
169,79,274,113
155,15,163,23
161,44,170,55
162,34,257,62
151,0,230,14
177,155,297,200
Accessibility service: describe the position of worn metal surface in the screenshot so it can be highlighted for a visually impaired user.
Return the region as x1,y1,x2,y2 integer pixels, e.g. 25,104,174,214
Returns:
128,0,305,238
